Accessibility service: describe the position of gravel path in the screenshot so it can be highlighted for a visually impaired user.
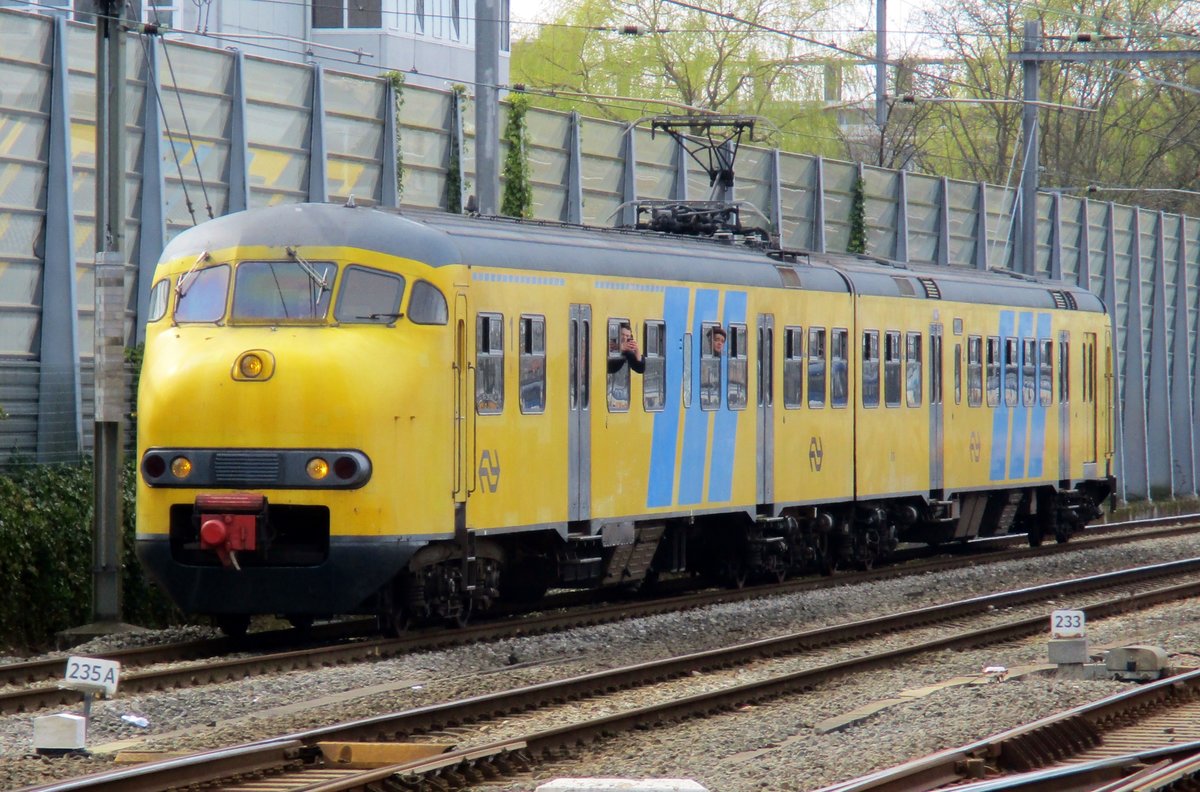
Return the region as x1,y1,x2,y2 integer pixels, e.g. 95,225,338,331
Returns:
4,532,1200,790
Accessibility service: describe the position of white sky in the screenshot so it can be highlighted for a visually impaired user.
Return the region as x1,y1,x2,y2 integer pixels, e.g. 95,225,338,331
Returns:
508,0,931,51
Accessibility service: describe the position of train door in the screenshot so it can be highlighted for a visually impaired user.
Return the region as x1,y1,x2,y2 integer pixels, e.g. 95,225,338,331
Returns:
568,304,592,522
1058,330,1070,481
757,314,774,504
1083,332,1097,465
1103,329,1113,463
453,292,473,503
929,323,943,492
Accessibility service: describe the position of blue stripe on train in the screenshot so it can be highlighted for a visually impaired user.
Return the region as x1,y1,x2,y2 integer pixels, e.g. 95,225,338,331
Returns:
1027,313,1052,478
708,291,747,502
1008,312,1034,479
989,311,1015,480
678,290,719,505
647,287,692,507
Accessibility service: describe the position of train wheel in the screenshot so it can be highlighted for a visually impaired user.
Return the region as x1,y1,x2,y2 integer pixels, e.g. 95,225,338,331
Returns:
1026,528,1044,547
452,597,473,628
215,614,250,639
375,581,410,637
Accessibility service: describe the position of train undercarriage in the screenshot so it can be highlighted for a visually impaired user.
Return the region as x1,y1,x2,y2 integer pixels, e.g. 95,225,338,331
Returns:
359,482,1112,637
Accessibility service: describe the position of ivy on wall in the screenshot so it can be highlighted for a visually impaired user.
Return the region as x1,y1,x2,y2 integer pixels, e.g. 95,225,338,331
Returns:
501,94,533,219
447,84,468,214
386,71,407,201
848,175,867,254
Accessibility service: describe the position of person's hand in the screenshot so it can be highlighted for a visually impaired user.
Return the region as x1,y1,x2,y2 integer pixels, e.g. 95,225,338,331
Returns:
622,337,640,356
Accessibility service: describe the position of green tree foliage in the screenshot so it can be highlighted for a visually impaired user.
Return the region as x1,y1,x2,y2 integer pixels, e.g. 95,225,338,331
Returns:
447,84,469,214
913,0,1200,215
510,0,846,157
501,94,534,218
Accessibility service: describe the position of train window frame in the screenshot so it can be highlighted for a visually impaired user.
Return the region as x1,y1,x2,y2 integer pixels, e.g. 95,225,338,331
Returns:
334,265,405,325
408,280,448,325
830,327,849,409
967,336,982,408
147,278,170,322
475,312,504,415
954,342,962,405
643,320,666,412
174,264,230,324
727,323,749,411
682,332,693,408
783,326,804,409
884,330,902,408
862,329,880,408
905,332,922,407
1059,339,1070,403
700,322,722,411
986,336,1000,407
1021,338,1036,407
606,318,633,414
1004,337,1019,407
519,314,546,415
807,326,826,409
1039,338,1053,407
232,260,336,322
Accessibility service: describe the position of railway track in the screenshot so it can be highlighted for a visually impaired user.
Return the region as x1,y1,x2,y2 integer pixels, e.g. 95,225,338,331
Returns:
2,515,1195,717
817,668,1200,792
18,556,1200,792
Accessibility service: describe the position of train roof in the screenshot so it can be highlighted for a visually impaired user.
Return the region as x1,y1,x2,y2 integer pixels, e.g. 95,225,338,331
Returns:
160,202,1105,314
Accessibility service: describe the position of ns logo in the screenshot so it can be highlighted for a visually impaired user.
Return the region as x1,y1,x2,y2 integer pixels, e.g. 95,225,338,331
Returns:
478,449,501,493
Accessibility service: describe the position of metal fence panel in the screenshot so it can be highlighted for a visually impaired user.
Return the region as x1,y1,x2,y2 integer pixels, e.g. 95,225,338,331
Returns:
777,151,815,251
861,166,898,261
906,171,940,264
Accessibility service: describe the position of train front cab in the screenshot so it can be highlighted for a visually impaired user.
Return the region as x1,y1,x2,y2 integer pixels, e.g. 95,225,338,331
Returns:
135,241,462,633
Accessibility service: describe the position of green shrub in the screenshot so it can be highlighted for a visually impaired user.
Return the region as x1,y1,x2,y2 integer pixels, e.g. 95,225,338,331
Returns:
0,460,179,648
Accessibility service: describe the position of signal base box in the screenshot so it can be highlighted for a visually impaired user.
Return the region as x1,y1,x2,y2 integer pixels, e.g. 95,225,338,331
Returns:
1048,638,1090,665
33,714,86,755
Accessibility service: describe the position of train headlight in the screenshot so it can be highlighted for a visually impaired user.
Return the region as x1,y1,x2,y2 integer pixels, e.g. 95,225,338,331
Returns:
306,458,330,480
232,349,275,381
170,456,193,479
143,454,166,479
239,354,263,378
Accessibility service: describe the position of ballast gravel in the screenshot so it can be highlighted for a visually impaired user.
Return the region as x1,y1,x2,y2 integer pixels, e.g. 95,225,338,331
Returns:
3,531,1200,791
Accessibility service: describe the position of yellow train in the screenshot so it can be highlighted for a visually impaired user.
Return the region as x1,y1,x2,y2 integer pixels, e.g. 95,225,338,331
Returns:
134,202,1115,635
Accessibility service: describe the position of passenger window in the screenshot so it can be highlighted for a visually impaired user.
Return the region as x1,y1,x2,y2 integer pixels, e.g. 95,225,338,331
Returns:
967,336,982,407
830,328,848,408
1059,339,1069,403
1022,338,1036,407
728,323,748,410
783,326,803,409
954,343,962,405
147,278,170,322
682,332,692,408
808,327,826,408
986,336,1000,407
174,264,230,323
906,332,922,407
475,313,504,415
607,318,632,413
700,322,722,411
884,330,902,407
643,320,666,412
862,330,880,408
1039,339,1053,407
1004,338,1018,407
335,266,404,324
519,315,545,414
408,280,448,325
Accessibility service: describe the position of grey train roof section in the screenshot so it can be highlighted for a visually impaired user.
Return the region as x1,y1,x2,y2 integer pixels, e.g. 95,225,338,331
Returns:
160,203,1103,313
